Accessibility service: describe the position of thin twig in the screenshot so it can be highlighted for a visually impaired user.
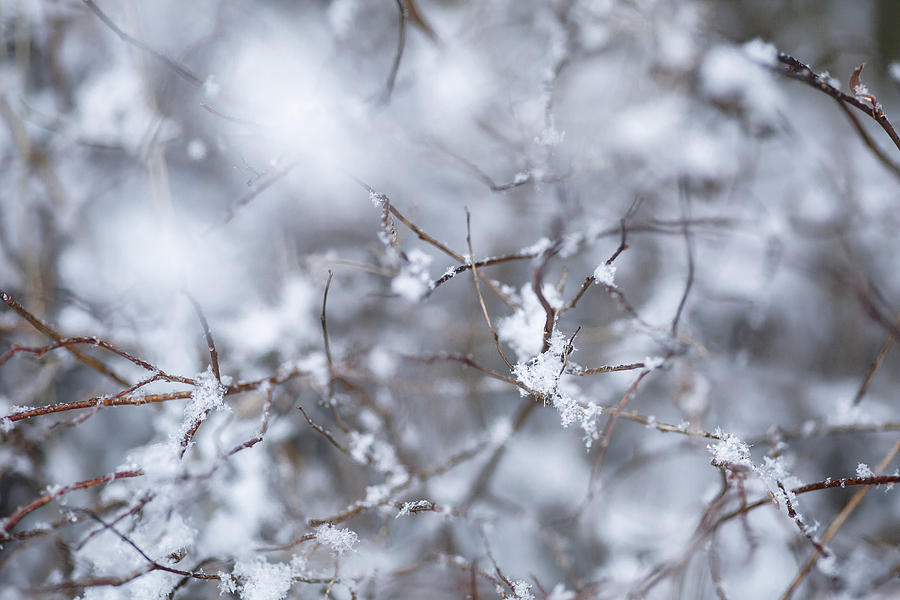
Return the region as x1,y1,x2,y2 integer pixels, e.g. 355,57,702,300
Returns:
2,290,129,386
207,161,299,232
74,509,219,580
0,336,183,378
834,100,900,178
184,291,221,384
409,352,527,391
587,369,651,500
773,53,900,154
5,391,193,424
383,0,407,101
6,363,315,424
776,481,829,557
562,219,629,312
227,386,274,456
321,270,336,401
532,242,561,353
465,209,514,371
81,0,201,85
3,470,143,532
853,310,900,405
297,405,350,455
780,435,900,599
568,361,645,375
671,180,694,337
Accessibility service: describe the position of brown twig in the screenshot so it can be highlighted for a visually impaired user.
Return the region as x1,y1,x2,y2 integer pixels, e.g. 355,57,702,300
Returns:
773,53,900,154
834,100,900,178
671,181,694,337
297,405,350,456
184,292,221,384
320,270,337,400
466,209,514,371
532,242,561,353
383,0,407,101
780,436,900,599
73,509,219,580
257,533,317,553
776,481,829,557
5,391,194,424
6,363,314,424
0,336,179,377
587,368,651,499
81,0,201,85
208,161,299,231
3,470,143,532
410,352,528,392
568,361,645,375
227,386,274,457
2,290,129,386
853,310,900,405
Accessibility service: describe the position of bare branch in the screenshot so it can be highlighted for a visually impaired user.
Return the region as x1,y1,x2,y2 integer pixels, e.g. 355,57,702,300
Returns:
2,290,129,386
3,470,143,533
184,292,221,384
81,0,201,85
773,53,900,154
466,209,514,371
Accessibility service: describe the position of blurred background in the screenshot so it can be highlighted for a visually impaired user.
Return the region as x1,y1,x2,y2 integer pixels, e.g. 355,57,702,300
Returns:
1,1,899,598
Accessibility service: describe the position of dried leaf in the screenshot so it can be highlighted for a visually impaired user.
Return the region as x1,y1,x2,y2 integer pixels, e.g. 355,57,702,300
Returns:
849,61,878,107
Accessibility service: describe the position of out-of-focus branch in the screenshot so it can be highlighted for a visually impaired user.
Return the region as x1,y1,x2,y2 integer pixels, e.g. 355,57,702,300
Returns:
466,210,514,371
81,0,201,85
853,310,900,405
207,160,300,232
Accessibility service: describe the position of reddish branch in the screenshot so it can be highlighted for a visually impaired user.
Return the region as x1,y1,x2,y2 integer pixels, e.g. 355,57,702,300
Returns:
5,390,194,423
2,291,129,386
185,292,221,384
773,53,900,155
716,474,900,526
587,368,652,498
3,470,143,532
776,481,829,556
466,209,515,371
4,363,313,424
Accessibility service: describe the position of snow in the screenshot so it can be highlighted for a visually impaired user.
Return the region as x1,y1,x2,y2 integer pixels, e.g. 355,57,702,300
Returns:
547,584,576,600
498,284,564,361
742,38,778,66
593,262,617,287
643,356,665,370
187,139,208,160
232,557,294,600
708,431,752,469
700,42,781,125
327,0,361,37
512,332,567,396
314,524,359,555
856,463,874,478
511,580,535,600
176,366,228,447
890,62,900,84
391,249,433,302
534,121,566,147
395,499,432,517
